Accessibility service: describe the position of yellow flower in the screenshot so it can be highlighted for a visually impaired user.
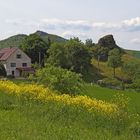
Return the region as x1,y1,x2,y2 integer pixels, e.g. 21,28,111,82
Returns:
0,80,119,116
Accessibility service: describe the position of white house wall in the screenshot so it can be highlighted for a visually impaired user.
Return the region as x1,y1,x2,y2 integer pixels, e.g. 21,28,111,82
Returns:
5,48,31,76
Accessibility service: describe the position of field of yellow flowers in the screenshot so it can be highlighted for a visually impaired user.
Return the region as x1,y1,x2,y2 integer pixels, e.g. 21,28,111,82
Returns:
0,80,119,116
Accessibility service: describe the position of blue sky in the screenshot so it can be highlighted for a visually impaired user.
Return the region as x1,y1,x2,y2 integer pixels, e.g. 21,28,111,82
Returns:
0,0,140,50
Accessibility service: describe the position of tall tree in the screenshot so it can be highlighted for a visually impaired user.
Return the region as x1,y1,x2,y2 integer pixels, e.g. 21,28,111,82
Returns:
64,39,92,75
108,48,122,77
85,39,95,48
21,34,48,66
122,61,140,86
46,39,92,76
46,42,67,68
92,45,108,71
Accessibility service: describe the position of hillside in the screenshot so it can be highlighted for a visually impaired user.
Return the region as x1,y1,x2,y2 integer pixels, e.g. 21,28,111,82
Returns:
34,30,67,43
0,31,67,48
0,80,139,139
0,34,27,48
126,50,140,59
92,53,140,81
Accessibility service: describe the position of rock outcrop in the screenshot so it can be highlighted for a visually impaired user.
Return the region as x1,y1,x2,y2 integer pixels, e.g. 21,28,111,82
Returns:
98,34,119,49
96,35,121,61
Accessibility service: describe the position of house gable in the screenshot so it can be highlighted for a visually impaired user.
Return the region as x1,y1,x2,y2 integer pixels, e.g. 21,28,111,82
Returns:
0,47,32,76
7,48,31,63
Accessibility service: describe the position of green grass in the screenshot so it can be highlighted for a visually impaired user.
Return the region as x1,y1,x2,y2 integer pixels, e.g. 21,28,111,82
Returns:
0,84,140,140
83,84,140,114
126,50,140,59
91,53,140,81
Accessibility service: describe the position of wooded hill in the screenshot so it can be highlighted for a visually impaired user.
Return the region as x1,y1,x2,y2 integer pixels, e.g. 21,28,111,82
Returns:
0,31,67,49
0,31,139,59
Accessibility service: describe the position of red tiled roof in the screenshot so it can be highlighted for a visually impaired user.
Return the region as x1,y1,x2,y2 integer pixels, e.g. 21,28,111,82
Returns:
0,47,18,60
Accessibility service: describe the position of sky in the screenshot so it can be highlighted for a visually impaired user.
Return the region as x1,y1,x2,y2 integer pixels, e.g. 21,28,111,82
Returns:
0,0,140,50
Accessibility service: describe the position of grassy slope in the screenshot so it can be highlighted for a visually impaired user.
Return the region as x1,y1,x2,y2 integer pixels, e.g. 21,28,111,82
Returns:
92,53,140,80
0,34,27,48
83,84,140,114
0,89,139,140
126,50,140,59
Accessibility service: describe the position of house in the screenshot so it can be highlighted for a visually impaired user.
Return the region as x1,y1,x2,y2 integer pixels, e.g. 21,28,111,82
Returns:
0,47,34,77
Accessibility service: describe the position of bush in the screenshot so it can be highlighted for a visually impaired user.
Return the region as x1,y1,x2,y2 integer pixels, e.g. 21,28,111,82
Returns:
36,65,84,95
6,75,15,79
0,63,6,77
131,78,140,91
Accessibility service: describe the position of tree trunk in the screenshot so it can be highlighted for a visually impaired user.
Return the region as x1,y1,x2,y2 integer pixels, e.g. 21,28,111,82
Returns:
97,55,100,73
113,67,115,78
39,52,41,68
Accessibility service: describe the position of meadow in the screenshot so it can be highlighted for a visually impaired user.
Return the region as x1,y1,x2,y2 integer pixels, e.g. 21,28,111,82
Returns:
83,84,140,114
0,80,139,140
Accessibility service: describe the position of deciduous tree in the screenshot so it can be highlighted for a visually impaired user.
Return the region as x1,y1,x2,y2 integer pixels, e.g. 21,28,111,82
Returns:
108,48,122,77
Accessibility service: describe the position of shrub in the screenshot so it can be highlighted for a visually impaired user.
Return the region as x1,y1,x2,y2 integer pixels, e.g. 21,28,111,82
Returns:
6,75,15,79
0,63,6,77
36,65,84,95
131,78,140,91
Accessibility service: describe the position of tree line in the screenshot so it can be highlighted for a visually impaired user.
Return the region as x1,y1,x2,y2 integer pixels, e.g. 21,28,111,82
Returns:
0,34,140,93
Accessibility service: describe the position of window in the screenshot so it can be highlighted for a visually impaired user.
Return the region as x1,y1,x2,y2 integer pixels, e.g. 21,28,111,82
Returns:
22,63,27,67
16,54,21,59
11,63,16,67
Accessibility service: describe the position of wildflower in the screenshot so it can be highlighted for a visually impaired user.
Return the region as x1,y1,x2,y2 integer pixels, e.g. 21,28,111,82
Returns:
0,80,119,116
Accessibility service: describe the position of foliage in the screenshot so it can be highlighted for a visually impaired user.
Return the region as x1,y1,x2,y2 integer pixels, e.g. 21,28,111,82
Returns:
0,34,26,49
64,39,92,74
46,42,67,68
6,75,15,79
36,65,83,95
0,63,6,77
92,45,109,74
122,62,140,89
92,45,109,61
122,62,140,78
46,39,92,76
21,34,48,66
0,31,67,49
108,48,122,77
85,38,95,48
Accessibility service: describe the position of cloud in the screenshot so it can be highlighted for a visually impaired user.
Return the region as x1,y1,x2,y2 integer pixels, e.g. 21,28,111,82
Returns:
92,17,140,32
40,17,140,32
5,19,40,28
61,31,88,39
130,38,140,44
41,19,92,31
5,17,140,33
122,17,140,32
